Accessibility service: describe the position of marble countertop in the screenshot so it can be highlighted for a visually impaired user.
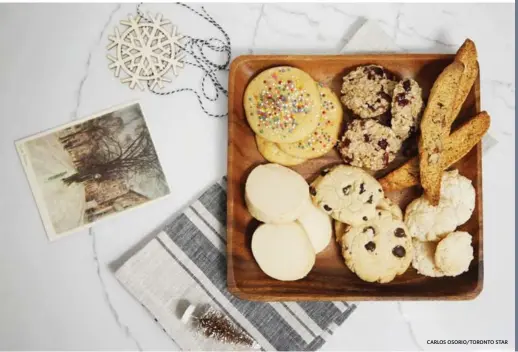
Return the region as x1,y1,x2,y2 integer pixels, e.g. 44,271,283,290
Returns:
0,3,514,351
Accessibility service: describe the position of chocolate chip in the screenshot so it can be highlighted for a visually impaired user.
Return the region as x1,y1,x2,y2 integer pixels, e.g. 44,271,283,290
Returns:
403,80,411,91
378,188,382,192
378,212,382,216
323,204,332,212
366,194,373,204
363,216,368,221
378,90,392,102
309,186,316,196
320,168,330,176
363,226,375,234
342,138,351,148
343,185,351,195
365,241,376,252
394,228,406,238
378,139,388,150
363,134,370,142
359,183,366,194
392,245,406,258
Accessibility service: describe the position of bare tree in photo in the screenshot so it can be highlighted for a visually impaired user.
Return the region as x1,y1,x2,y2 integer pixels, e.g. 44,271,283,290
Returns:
62,122,165,186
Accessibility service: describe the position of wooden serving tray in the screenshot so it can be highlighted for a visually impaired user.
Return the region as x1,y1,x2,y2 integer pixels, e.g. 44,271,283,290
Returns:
227,54,483,301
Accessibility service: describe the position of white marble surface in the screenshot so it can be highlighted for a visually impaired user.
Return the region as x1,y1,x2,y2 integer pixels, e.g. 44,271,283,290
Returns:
0,3,515,351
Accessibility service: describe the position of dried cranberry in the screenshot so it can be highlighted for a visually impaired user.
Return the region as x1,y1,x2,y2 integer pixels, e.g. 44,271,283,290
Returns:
363,134,370,142
371,66,384,76
383,152,390,166
396,93,410,107
342,138,351,148
343,157,353,164
378,139,388,150
378,90,392,101
403,80,411,91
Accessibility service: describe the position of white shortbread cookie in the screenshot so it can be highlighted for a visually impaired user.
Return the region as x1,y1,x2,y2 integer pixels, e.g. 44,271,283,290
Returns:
341,210,413,283
245,163,310,224
251,222,315,281
296,202,332,253
435,231,474,277
411,239,445,277
404,170,475,241
310,165,384,226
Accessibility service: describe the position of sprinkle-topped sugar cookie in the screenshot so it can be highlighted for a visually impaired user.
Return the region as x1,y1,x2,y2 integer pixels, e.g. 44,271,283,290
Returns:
278,82,343,159
244,66,321,143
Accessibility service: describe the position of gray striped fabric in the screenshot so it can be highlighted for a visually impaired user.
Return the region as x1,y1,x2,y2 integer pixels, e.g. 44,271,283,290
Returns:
115,177,356,351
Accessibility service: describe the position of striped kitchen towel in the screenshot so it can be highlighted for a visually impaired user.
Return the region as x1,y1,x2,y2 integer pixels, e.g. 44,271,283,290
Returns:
115,177,356,351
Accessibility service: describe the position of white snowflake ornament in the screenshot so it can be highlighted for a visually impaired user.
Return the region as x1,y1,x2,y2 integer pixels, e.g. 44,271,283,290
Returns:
107,12,184,90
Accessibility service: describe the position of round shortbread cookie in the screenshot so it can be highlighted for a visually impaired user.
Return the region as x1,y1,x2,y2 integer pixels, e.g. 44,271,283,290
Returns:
411,239,445,277
255,135,306,166
245,163,310,224
244,66,321,143
338,119,402,171
341,210,413,283
297,202,332,253
340,65,396,119
391,78,424,140
376,197,403,220
404,170,475,241
435,231,474,277
251,222,315,281
310,165,384,226
278,83,343,159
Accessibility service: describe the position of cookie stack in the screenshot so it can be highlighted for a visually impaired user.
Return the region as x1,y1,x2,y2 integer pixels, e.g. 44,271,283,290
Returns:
244,66,343,166
310,164,413,283
404,170,475,277
246,163,332,281
338,65,424,171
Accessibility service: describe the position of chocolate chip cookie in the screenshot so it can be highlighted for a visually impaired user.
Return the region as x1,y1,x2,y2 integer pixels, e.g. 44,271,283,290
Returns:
340,65,396,118
310,165,384,226
391,78,424,140
338,119,402,171
341,211,413,283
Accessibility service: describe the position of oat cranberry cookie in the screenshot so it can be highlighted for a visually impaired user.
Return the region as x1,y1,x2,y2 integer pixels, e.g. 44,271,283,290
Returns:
435,231,474,276
338,119,402,171
391,78,424,140
411,239,445,277
340,65,396,119
310,165,384,226
341,210,413,283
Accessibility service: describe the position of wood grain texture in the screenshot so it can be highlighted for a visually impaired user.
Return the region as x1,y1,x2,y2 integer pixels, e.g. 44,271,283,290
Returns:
227,55,483,301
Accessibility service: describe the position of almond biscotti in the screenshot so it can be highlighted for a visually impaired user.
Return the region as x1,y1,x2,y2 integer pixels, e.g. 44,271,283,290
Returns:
419,61,464,205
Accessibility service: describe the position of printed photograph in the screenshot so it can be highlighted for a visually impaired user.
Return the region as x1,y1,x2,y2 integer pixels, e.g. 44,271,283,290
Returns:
16,102,170,240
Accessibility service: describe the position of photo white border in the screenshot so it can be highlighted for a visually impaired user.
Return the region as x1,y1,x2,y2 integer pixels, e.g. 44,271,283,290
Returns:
15,100,171,242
